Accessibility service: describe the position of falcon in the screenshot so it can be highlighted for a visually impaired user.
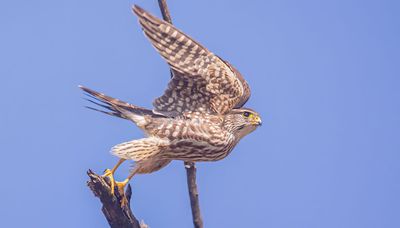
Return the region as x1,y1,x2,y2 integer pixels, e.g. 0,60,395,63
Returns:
80,5,262,198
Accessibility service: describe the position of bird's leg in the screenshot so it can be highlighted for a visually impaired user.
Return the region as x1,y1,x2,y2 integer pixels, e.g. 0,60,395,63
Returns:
116,167,139,207
102,158,126,195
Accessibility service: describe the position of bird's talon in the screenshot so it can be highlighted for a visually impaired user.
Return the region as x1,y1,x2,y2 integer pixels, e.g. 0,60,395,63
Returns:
102,169,116,195
120,196,128,207
115,180,129,207
115,180,128,196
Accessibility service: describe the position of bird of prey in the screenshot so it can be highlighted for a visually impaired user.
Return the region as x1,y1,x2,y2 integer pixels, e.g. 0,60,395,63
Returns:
80,5,262,198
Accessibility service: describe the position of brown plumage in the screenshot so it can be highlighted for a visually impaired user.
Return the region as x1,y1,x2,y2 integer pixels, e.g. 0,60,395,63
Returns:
80,5,261,193
132,5,251,116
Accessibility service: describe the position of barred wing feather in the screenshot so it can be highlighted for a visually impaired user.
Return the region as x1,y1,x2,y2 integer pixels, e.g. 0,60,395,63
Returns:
133,5,251,116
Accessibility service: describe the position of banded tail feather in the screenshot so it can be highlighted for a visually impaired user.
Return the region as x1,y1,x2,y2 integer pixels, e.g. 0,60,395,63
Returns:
79,85,162,126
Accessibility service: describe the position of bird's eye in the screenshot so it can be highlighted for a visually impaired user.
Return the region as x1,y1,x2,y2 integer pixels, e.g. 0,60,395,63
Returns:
243,111,250,117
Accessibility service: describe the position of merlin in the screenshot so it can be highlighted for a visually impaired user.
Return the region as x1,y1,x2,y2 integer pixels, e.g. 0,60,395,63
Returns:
81,5,262,198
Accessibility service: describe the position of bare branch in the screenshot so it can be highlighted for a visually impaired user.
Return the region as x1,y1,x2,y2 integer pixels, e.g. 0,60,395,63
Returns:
185,162,204,228
157,0,173,23
157,1,204,227
87,169,146,228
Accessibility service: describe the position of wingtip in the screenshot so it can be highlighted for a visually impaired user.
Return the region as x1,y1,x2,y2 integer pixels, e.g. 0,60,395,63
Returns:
132,4,144,16
78,85,90,92
78,85,98,96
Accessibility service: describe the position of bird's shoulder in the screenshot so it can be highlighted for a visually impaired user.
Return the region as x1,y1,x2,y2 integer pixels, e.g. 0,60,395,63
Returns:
180,111,222,122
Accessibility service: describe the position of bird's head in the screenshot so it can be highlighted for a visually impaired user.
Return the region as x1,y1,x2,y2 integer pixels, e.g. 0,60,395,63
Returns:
224,108,262,139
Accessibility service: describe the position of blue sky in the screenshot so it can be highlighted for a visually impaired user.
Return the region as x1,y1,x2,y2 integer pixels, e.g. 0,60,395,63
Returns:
1,0,399,227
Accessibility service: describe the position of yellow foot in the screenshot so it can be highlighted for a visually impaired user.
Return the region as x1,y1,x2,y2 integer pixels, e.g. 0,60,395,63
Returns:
116,180,129,207
102,169,116,195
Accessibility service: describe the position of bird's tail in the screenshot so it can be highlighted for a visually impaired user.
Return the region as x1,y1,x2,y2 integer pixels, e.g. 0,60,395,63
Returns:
79,85,159,126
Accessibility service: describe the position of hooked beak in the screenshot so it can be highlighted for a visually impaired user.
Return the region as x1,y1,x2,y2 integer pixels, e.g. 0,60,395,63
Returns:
252,116,262,126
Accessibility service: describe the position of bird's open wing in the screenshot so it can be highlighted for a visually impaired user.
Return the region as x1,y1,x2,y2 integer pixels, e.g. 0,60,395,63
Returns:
133,5,251,116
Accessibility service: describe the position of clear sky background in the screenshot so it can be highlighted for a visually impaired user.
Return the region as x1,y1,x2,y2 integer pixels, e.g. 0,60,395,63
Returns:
1,0,399,227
